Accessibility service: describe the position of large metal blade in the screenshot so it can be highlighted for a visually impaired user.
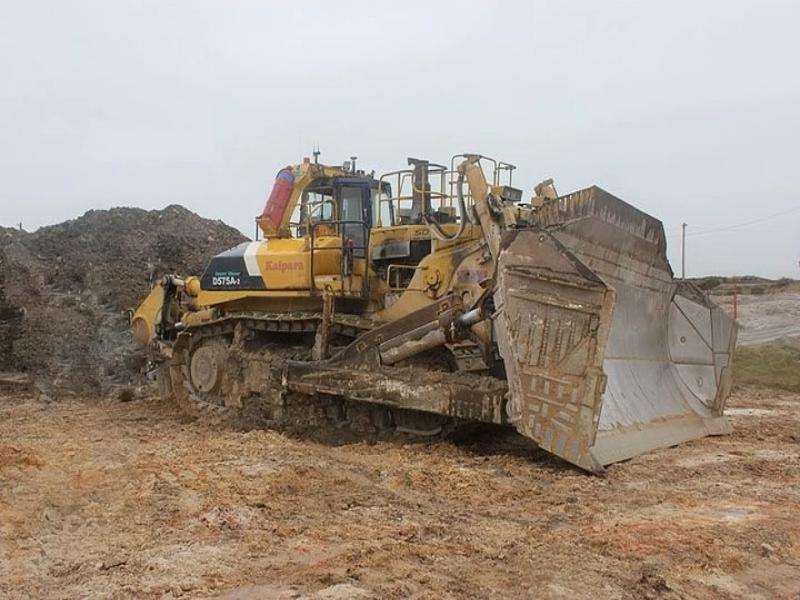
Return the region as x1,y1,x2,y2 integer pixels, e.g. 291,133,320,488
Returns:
493,229,616,473
532,186,737,468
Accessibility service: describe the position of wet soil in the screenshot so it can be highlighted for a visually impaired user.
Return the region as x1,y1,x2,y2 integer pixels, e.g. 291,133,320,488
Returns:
1,386,798,599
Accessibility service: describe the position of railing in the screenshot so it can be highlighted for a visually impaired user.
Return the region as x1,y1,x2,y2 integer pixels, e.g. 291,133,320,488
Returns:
376,164,471,227
375,155,516,229
448,153,516,188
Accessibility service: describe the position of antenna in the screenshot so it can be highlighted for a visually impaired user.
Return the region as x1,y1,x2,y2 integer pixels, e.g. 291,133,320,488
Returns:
312,145,321,165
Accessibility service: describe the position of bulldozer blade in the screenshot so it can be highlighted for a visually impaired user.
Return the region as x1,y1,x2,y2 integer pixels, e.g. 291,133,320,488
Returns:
494,229,615,473
498,186,737,472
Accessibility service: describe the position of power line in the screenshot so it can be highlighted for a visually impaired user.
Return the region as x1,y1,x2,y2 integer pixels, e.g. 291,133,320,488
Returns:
667,205,800,238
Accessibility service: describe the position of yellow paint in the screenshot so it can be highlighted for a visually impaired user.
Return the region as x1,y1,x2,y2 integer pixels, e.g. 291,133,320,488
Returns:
373,237,485,322
131,284,165,346
185,276,201,296
133,157,500,349
254,236,342,289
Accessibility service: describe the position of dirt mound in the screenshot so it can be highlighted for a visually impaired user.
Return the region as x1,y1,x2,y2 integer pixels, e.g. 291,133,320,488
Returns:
0,206,247,393
712,288,800,348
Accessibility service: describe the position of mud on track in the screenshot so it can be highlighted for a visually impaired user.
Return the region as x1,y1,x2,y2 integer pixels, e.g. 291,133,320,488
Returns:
1,387,799,600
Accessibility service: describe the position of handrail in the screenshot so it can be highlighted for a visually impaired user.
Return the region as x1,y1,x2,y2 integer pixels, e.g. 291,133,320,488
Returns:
377,165,475,227
450,153,517,187
309,219,370,296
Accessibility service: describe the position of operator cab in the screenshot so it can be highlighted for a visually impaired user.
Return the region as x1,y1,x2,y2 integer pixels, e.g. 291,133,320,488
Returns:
293,175,390,259
201,160,389,296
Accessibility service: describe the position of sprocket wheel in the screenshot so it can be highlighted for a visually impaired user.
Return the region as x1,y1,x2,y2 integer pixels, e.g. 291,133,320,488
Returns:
185,338,230,406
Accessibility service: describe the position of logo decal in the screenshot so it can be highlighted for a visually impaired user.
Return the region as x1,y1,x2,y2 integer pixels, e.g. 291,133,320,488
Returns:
265,260,304,273
212,271,242,286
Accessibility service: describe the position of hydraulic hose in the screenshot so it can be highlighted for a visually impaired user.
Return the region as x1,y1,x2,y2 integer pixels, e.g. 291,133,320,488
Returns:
423,172,468,242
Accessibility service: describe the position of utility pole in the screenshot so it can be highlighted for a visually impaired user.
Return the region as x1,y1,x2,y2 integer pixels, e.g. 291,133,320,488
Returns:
681,222,687,279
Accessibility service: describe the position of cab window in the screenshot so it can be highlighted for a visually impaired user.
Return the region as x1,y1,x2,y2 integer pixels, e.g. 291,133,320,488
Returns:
372,184,394,227
340,186,367,257
292,187,335,236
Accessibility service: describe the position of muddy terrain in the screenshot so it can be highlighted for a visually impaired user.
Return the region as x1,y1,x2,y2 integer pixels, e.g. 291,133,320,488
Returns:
1,385,798,599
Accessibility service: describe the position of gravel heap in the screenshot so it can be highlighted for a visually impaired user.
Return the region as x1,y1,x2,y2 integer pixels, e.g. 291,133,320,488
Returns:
0,205,247,393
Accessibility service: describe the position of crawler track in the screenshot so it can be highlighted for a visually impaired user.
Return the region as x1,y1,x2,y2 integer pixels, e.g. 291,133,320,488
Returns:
163,312,479,439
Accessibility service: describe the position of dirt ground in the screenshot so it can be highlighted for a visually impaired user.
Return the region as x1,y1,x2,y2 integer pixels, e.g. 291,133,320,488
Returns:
1,386,798,600
713,290,800,348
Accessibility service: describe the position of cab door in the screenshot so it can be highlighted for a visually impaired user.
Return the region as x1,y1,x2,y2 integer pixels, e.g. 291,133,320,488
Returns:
338,184,371,258
338,182,372,296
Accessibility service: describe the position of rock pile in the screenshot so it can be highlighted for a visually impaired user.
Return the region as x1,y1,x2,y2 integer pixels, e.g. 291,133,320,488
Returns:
0,205,246,393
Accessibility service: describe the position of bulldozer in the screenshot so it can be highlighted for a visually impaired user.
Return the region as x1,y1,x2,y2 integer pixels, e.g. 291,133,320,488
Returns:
131,153,737,473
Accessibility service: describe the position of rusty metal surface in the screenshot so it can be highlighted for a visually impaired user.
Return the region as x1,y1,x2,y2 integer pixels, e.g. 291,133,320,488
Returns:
326,294,463,367
533,187,737,468
492,229,615,473
284,365,508,425
535,186,670,273
282,293,507,424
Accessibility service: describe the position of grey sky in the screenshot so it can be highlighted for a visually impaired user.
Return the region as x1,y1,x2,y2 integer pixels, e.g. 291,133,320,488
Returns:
2,0,798,278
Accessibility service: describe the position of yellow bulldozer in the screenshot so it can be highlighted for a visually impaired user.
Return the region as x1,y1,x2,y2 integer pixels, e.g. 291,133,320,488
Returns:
131,153,737,473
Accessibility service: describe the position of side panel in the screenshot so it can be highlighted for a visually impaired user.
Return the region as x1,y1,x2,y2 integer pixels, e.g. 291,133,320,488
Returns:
200,242,267,291
199,239,343,292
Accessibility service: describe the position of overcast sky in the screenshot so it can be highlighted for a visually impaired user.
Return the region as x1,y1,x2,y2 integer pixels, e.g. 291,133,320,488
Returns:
1,1,798,277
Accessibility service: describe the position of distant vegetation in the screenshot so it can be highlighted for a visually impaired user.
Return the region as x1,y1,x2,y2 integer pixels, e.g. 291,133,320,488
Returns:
734,345,800,393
